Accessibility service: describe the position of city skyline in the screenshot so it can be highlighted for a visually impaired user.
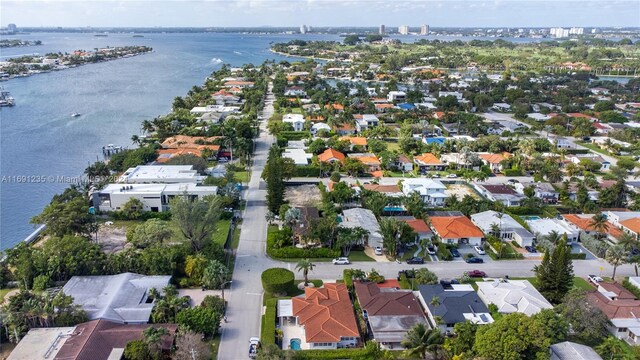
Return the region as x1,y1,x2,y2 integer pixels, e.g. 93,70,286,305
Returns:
1,0,638,28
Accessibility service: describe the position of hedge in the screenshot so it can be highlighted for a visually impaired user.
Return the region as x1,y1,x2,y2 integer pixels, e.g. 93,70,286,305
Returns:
343,269,354,291
503,168,523,176
437,246,453,261
294,165,323,177
261,268,295,295
280,131,311,140
267,228,339,259
261,298,277,346
623,279,640,299
569,253,587,260
485,238,524,260
291,346,376,360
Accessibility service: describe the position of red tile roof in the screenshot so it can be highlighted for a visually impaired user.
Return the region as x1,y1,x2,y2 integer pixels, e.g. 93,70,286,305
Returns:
586,288,640,320
354,281,424,317
620,218,640,234
403,219,431,234
361,184,402,194
429,216,484,239
414,153,442,165
479,152,511,164
292,283,360,343
340,136,368,146
563,214,623,238
318,148,345,163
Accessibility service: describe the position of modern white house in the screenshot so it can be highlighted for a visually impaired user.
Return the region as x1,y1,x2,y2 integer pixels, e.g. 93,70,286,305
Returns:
310,122,331,135
354,114,380,133
387,91,406,103
93,183,218,212
283,113,306,131
477,279,553,316
470,211,535,247
283,148,313,166
526,218,580,243
514,182,559,204
438,91,463,100
118,165,204,184
402,178,448,206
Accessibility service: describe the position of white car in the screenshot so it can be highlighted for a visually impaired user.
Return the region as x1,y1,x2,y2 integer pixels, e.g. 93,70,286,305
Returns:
447,174,458,178
474,246,486,255
332,257,350,265
588,275,603,284
374,246,383,256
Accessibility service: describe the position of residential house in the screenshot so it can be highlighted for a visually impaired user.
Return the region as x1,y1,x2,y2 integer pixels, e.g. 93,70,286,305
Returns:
438,91,463,100
340,136,368,150
413,153,445,173
549,342,603,360
375,103,396,113
477,279,553,316
277,284,360,350
527,113,552,122
492,103,511,112
394,154,414,172
118,165,204,184
605,211,640,227
526,218,580,243
340,208,383,249
428,216,484,246
354,114,380,133
440,153,475,169
361,184,404,198
586,282,640,345
416,284,494,333
283,113,306,131
8,320,176,360
550,136,575,149
474,184,525,207
310,122,331,135
62,273,171,323
402,178,448,207
470,211,535,247
334,123,356,135
292,206,321,244
514,182,559,204
593,122,613,135
387,91,406,103
567,154,611,171
157,135,220,162
402,218,433,244
284,86,307,97
283,148,313,165
223,80,254,88
478,152,511,173
317,148,345,164
347,153,382,172
620,218,640,240
93,183,218,213
561,214,623,243
354,282,429,350
324,103,345,112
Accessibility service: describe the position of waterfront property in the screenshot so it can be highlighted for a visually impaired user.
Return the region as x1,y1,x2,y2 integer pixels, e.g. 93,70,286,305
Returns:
92,183,218,212
118,165,204,184
470,210,535,247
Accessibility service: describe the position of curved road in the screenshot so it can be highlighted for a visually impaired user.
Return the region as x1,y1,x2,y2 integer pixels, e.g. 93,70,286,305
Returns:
217,86,638,359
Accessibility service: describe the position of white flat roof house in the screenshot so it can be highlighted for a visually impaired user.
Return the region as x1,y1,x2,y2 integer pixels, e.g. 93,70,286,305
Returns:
93,183,218,212
62,273,172,323
402,178,448,207
526,218,580,243
387,91,406,103
470,210,535,247
339,208,383,249
283,148,313,166
477,279,553,316
119,165,204,184
283,113,305,131
354,114,380,133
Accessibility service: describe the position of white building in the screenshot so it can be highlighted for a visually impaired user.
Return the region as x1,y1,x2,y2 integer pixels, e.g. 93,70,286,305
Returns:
402,178,448,206
310,122,331,135
398,25,409,35
355,114,380,132
93,183,218,212
379,24,385,35
438,91,463,100
420,24,429,35
470,210,535,247
283,148,313,166
526,218,580,243
283,113,305,131
339,208,383,249
387,91,406,103
477,279,554,316
118,165,204,184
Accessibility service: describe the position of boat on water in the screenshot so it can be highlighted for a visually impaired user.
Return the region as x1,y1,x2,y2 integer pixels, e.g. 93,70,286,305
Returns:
94,34,108,37
132,35,144,38
0,87,15,107
71,112,81,117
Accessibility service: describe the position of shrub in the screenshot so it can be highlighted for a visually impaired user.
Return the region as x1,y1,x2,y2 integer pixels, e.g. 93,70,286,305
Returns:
367,269,385,284
32,275,51,291
280,131,310,140
292,346,378,360
437,246,452,261
261,298,277,345
176,307,222,337
504,168,523,176
261,268,294,295
581,233,610,258
295,165,323,177
569,253,587,260
623,279,640,299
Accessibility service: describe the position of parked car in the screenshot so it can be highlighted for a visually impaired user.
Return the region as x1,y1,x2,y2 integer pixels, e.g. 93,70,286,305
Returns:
332,257,350,265
447,174,457,178
588,275,603,284
525,246,537,253
249,337,261,359
465,257,484,264
466,270,487,277
426,246,437,255
406,257,425,264
374,246,383,256
474,246,486,255
507,179,519,184
451,248,461,257
431,173,441,178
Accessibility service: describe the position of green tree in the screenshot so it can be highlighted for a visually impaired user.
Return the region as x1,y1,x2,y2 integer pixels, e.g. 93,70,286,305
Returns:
262,145,288,213
126,219,173,249
401,323,445,359
444,322,477,359
533,237,574,304
335,227,368,256
531,309,568,344
589,213,610,239
143,326,169,357
165,153,208,174
606,245,627,280
124,340,152,360
379,218,416,258
31,187,95,238
201,260,230,289
557,289,609,344
295,259,316,286
170,194,222,251
343,35,361,45
176,307,222,337
473,312,550,360
595,336,626,360
184,254,208,285
594,100,615,112
414,268,438,285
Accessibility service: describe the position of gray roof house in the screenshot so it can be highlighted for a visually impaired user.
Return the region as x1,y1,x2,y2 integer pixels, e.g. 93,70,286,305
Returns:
62,273,172,324
550,341,602,360
416,284,493,333
470,210,535,247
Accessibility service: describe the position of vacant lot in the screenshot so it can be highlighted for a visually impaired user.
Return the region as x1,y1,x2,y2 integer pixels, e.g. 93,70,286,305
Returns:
445,183,480,200
285,184,322,207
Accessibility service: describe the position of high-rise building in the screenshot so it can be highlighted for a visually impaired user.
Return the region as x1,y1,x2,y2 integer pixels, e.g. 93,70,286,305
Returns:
569,27,584,35
420,24,429,36
379,24,385,35
300,25,307,34
399,25,409,35
7,24,17,33
550,27,569,38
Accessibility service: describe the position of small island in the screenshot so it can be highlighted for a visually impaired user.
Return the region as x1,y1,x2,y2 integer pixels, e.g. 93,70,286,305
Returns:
0,45,152,80
0,39,42,48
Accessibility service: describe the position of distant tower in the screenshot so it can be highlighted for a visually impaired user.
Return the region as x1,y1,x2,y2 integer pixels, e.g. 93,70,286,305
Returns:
399,25,409,35
379,24,386,35
7,24,17,33
420,24,429,36
300,25,307,34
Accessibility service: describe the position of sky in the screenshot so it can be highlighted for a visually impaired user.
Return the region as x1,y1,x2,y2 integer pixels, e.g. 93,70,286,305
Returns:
1,0,639,28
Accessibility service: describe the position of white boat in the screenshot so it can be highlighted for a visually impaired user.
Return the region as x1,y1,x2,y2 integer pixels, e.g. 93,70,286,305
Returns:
0,87,15,107
71,112,81,117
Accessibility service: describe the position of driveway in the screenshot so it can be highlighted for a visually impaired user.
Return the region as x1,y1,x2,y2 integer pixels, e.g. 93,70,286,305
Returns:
178,288,224,307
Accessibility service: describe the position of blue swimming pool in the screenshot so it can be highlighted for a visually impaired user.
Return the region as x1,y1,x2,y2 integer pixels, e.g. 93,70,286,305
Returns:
384,206,405,212
522,216,541,220
290,338,301,350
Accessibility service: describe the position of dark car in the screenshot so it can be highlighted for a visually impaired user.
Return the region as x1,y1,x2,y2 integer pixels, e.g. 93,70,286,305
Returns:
525,246,537,253
465,257,484,264
406,257,425,264
451,248,461,257
466,270,487,278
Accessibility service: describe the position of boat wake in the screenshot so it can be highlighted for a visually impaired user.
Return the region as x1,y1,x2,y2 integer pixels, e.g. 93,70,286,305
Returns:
233,51,242,55
210,57,223,65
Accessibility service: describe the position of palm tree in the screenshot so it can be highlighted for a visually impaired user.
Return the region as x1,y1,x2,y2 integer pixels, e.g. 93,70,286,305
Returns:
265,210,276,225
545,230,562,245
143,326,169,355
401,323,445,360
430,296,441,307
589,214,610,239
295,259,315,286
617,232,638,252
606,245,627,280
595,336,625,360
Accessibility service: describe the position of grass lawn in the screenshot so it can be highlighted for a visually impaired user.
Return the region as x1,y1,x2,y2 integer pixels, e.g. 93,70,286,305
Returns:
0,288,12,301
348,250,375,262
263,279,324,304
233,171,250,183
385,141,401,152
211,219,231,246
209,335,221,359
577,141,617,158
230,220,242,250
